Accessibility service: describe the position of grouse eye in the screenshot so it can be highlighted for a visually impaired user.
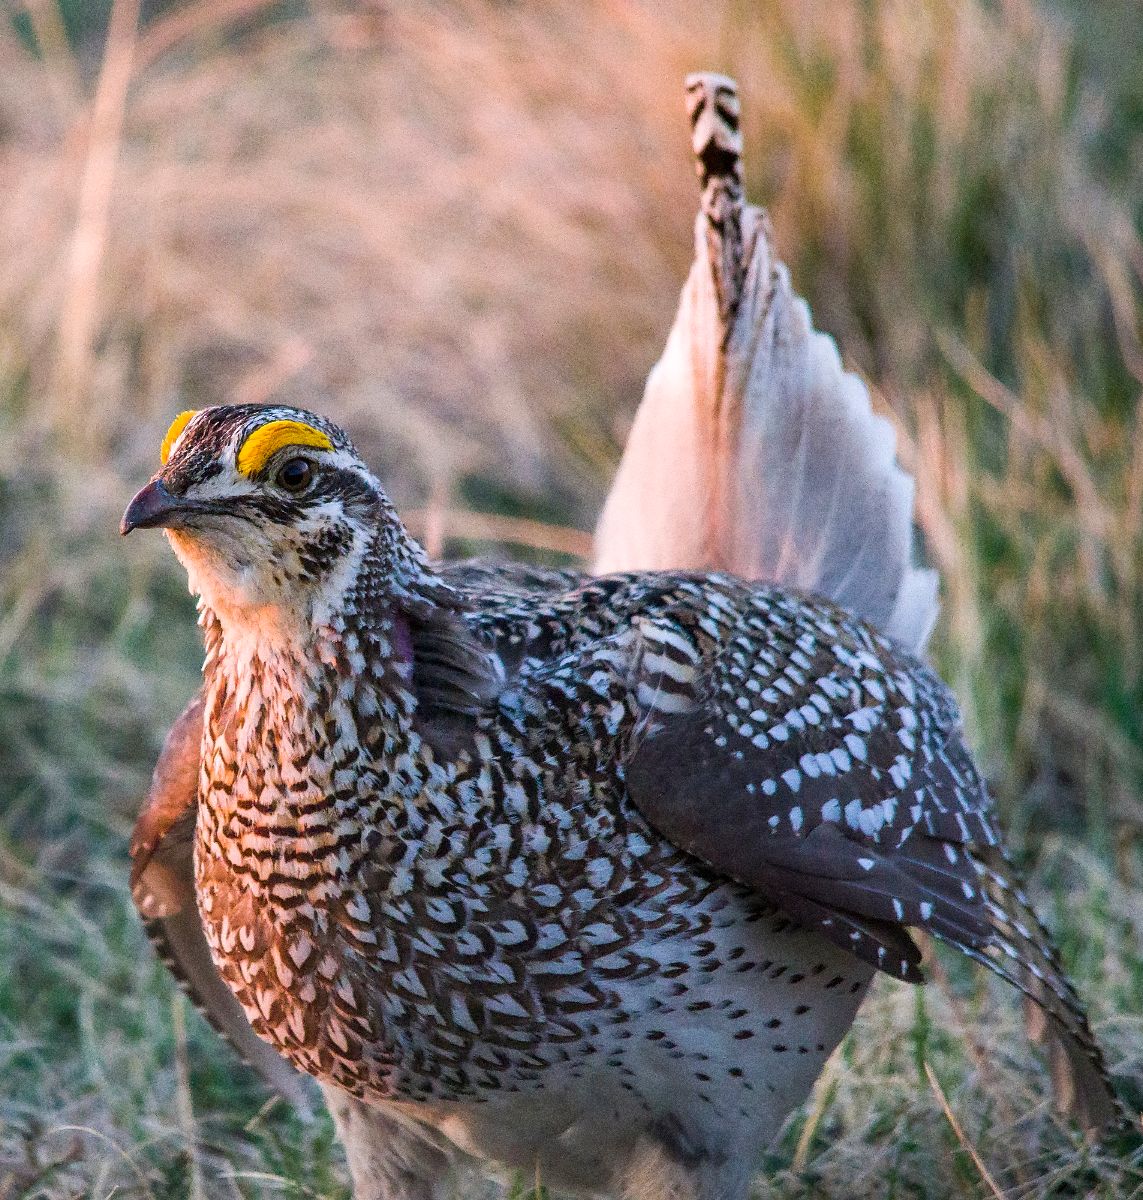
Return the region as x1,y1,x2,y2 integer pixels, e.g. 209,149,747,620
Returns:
276,456,314,494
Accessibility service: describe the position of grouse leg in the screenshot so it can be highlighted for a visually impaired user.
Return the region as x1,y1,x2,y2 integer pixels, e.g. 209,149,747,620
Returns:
321,1090,454,1200
618,1132,755,1200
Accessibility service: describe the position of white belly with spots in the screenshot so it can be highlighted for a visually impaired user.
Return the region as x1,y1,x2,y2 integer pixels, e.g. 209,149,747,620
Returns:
363,912,873,1193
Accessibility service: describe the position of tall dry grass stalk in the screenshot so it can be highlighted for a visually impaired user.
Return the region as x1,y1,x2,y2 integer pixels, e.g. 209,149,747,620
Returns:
50,0,141,441
0,1,723,513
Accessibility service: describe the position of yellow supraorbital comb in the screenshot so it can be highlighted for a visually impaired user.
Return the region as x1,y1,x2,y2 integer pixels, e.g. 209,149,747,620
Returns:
236,419,334,477
160,410,198,465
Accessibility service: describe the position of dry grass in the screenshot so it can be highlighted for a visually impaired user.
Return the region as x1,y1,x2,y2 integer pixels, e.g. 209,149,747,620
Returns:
0,1,1141,1196
0,0,722,506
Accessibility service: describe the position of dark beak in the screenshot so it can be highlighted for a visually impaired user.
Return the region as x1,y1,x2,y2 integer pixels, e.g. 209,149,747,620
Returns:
121,480,193,535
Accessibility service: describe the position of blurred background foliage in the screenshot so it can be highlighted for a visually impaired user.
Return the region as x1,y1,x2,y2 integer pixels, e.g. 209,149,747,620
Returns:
0,0,1140,1196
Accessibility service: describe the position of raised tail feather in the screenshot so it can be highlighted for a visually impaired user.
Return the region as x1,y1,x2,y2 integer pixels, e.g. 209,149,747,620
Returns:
594,73,938,654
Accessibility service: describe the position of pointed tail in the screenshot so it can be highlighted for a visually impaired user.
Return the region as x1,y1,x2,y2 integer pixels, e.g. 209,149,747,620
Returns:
594,72,938,654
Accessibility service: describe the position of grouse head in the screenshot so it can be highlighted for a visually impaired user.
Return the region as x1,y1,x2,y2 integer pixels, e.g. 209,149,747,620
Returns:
121,404,423,633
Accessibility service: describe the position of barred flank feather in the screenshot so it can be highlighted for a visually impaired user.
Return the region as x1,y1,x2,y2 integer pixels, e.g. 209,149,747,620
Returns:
130,694,310,1106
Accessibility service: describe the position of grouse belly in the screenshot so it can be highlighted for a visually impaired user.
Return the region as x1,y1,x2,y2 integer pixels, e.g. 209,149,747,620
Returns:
356,907,875,1192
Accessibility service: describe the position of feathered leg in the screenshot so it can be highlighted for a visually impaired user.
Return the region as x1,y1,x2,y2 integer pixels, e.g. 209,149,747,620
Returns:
617,1133,755,1200
321,1090,454,1200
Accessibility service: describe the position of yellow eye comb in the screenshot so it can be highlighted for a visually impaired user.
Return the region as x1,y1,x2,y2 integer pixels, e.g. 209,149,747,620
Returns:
160,410,198,465
236,419,334,477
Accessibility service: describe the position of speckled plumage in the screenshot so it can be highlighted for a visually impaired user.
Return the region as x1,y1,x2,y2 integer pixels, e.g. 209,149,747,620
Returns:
123,403,1119,1199
196,560,881,1109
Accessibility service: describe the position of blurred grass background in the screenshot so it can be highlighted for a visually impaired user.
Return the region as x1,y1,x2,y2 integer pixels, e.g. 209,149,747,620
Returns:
0,0,1141,1196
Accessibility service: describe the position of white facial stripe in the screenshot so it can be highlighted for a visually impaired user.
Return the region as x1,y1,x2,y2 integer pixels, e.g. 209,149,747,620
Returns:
165,419,383,638
317,449,367,474
187,471,259,501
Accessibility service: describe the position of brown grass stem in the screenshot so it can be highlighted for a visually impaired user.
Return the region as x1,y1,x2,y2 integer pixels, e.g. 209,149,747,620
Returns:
924,1062,1008,1200
51,0,141,444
